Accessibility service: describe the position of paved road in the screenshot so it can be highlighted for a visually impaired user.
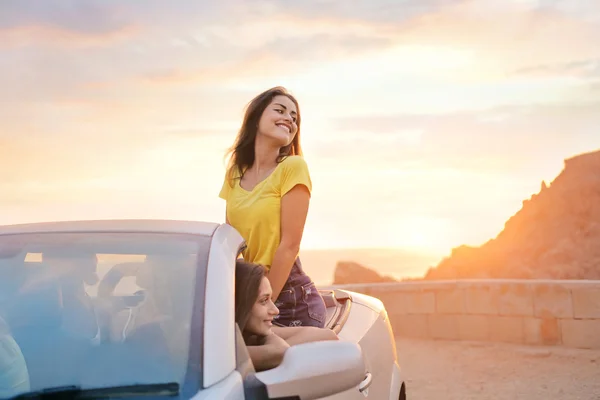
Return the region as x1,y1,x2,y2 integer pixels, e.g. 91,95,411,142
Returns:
396,338,600,400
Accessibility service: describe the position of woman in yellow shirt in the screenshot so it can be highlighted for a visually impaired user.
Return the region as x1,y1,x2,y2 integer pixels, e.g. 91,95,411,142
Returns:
219,86,327,328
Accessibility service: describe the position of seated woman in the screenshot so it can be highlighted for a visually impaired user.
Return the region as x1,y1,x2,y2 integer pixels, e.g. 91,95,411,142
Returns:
235,260,337,371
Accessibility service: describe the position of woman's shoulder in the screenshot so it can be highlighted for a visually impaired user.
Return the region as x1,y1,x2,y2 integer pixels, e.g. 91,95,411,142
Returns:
224,165,243,183
279,155,309,170
275,155,312,193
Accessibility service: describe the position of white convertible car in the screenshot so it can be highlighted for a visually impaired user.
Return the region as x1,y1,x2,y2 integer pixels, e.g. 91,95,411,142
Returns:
0,220,406,400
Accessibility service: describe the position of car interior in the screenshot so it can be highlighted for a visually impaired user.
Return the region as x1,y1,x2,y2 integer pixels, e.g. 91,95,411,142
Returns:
0,250,193,392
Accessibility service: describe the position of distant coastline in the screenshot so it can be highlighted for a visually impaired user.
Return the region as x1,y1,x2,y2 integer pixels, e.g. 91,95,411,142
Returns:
299,247,441,286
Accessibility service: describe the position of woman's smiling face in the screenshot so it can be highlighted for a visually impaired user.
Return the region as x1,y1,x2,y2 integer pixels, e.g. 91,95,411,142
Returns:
256,95,299,148
245,276,280,336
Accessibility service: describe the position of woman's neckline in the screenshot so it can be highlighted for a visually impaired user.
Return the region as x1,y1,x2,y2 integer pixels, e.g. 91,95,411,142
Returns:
238,161,284,193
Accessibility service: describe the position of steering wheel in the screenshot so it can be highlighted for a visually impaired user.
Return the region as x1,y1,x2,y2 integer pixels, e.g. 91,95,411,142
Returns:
95,262,148,343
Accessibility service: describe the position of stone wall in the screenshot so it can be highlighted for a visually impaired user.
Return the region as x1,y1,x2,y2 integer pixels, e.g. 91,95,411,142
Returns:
331,280,600,349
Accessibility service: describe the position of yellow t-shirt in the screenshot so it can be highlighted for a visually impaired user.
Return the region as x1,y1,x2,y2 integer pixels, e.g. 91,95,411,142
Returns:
218,156,312,268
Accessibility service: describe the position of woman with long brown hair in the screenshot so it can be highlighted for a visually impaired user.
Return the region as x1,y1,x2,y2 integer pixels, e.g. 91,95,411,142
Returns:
219,86,327,328
234,260,337,371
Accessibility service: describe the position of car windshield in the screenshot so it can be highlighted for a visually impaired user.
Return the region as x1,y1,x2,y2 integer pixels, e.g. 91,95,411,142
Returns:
0,232,208,398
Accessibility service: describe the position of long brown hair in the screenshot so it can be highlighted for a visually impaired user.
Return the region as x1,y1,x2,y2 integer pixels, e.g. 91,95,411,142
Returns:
235,259,268,336
224,86,302,183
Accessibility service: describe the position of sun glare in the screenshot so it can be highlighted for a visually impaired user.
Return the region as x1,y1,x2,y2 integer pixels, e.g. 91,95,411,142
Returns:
336,44,474,79
391,216,453,255
390,45,475,73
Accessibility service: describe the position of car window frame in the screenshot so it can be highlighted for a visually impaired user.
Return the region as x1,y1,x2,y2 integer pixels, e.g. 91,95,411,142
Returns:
179,234,212,398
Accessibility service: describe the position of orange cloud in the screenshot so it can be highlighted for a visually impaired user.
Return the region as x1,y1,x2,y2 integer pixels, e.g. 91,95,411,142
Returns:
139,32,393,87
128,1,600,92
390,3,600,74
0,23,140,48
512,59,600,78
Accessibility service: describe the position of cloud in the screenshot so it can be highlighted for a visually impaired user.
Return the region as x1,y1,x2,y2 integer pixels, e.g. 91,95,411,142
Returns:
256,0,463,25
0,25,139,49
512,59,600,78
0,0,139,48
0,0,247,48
0,1,129,34
140,32,393,87
323,101,600,175
0,3,401,111
2,0,600,159
533,0,600,20
385,1,600,76
3,0,598,108
0,0,240,34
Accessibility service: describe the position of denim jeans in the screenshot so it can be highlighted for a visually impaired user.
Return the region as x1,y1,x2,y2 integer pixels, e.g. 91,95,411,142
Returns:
273,257,327,328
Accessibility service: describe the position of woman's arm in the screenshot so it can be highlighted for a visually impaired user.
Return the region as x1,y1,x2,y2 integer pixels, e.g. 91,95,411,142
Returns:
267,184,310,300
272,326,338,346
246,327,337,372
246,333,290,371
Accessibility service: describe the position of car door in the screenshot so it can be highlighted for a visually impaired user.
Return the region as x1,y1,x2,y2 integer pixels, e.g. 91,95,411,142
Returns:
235,324,269,400
192,371,246,400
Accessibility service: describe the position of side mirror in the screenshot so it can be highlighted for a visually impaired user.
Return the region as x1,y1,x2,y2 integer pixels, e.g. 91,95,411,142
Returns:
255,340,365,400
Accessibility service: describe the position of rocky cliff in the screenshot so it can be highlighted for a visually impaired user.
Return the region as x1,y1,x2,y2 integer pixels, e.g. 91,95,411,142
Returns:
333,261,398,285
424,149,600,280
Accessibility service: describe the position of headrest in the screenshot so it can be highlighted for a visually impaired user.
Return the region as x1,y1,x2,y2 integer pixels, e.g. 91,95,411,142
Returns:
97,262,145,297
42,251,98,286
0,259,27,326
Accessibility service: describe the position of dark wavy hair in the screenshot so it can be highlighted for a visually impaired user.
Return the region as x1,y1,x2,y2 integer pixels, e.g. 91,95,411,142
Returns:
224,86,302,182
235,259,268,340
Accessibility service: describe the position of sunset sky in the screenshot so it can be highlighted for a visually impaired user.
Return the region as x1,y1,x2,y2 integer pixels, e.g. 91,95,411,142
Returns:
2,0,600,259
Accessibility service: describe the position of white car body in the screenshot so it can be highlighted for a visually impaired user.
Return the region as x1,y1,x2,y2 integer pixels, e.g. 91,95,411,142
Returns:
0,220,406,400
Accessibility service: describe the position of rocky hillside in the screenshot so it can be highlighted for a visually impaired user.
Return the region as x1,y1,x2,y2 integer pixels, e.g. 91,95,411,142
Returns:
333,261,398,285
424,149,600,280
